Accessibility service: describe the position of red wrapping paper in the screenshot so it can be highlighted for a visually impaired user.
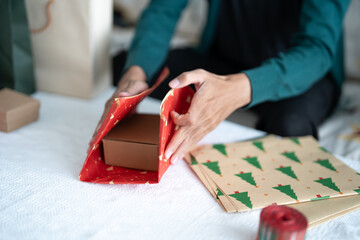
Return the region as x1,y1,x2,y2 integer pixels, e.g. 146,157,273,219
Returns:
257,205,308,240
79,68,195,184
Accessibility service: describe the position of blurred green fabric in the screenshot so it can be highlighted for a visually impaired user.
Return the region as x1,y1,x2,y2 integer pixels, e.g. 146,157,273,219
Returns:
0,0,35,94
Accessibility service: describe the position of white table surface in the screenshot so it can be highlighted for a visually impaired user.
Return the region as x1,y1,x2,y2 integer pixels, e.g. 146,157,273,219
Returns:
1,87,359,240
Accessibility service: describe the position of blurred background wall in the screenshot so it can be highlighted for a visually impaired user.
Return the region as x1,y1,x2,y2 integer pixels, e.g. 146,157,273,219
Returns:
344,0,360,81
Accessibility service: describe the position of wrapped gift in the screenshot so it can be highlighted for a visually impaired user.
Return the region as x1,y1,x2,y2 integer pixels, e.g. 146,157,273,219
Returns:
79,68,195,184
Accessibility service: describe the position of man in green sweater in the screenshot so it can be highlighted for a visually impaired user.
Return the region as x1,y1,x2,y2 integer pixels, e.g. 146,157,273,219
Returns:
96,0,349,164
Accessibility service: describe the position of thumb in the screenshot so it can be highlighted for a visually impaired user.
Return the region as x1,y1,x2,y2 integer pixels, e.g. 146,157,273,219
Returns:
171,111,194,126
169,70,206,89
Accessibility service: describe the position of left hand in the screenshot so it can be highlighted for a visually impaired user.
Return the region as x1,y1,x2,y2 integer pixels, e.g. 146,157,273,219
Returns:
165,69,252,164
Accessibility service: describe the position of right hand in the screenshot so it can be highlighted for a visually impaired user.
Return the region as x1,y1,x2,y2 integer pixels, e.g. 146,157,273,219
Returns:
88,66,148,148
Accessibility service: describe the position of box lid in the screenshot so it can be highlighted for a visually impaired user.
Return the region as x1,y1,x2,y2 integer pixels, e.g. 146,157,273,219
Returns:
103,114,160,144
0,88,40,123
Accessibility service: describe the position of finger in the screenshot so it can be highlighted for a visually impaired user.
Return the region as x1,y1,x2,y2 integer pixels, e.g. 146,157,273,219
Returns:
118,80,148,97
171,139,191,165
171,129,204,164
171,111,194,126
128,80,148,94
171,153,185,165
169,69,206,89
171,90,203,129
117,92,131,97
165,127,187,161
184,88,206,119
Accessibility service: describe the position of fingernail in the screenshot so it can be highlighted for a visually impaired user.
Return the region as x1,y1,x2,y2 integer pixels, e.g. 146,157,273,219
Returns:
165,150,173,160
172,111,179,117
169,78,180,88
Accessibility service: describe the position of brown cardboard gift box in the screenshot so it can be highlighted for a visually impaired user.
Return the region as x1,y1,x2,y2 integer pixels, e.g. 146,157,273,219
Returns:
0,88,40,132
102,114,160,171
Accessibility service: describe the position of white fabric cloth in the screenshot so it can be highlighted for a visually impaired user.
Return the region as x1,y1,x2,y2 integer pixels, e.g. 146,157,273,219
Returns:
0,87,359,240
319,82,360,161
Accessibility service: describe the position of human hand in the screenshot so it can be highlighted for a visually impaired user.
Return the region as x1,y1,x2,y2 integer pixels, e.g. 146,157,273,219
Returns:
88,66,148,148
164,69,252,164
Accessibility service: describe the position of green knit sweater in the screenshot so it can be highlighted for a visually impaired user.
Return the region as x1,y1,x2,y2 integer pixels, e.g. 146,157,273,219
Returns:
124,0,350,107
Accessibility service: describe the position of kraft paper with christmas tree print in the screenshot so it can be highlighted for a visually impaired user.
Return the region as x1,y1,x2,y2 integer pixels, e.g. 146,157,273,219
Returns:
185,135,278,213
185,136,360,213
183,153,237,212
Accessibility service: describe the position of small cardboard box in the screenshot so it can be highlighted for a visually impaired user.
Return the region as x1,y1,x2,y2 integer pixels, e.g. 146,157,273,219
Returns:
0,88,40,132
102,114,160,171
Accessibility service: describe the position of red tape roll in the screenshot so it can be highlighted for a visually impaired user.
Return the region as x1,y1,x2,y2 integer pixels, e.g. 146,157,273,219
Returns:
257,205,308,240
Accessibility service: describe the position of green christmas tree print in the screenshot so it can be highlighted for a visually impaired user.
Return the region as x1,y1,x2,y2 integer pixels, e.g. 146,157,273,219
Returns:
190,154,198,165
314,159,337,172
235,172,257,187
216,188,224,199
314,177,342,193
229,191,253,209
242,156,262,170
202,161,222,176
290,137,301,146
319,146,330,153
252,141,265,152
276,166,298,180
273,184,298,200
354,188,360,195
281,151,301,163
310,194,330,201
213,144,227,156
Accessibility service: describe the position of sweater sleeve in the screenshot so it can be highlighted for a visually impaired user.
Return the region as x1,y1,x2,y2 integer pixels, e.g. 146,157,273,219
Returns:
123,0,189,84
243,0,350,107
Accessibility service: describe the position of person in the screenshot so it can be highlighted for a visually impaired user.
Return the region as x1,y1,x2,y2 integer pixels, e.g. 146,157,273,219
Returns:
92,0,350,165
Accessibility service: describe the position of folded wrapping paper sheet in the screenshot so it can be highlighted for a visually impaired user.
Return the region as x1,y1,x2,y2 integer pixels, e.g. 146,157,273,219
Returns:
289,194,360,228
187,143,360,226
187,136,360,212
79,68,195,184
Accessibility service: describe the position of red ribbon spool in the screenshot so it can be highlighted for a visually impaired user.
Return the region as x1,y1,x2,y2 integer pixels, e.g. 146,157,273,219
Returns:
257,205,308,240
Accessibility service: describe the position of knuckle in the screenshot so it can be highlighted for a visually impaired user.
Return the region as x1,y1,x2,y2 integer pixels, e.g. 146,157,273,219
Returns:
174,117,183,126
187,115,196,125
181,72,190,82
195,68,205,74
